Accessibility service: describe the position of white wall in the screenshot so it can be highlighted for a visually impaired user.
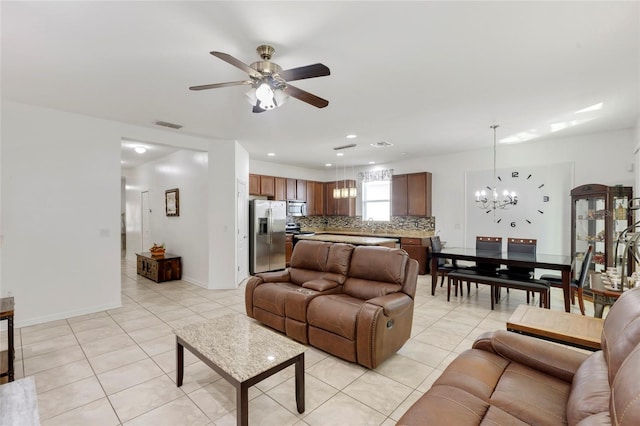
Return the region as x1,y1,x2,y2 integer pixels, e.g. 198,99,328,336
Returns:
208,141,247,289
377,128,636,251
124,149,209,286
1,102,122,326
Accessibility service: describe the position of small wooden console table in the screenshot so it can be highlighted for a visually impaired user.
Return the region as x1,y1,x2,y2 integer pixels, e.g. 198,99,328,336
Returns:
1,296,15,383
507,304,603,351
136,252,181,283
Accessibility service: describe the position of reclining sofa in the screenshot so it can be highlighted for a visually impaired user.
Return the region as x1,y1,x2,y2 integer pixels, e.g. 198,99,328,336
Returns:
397,286,640,425
245,240,418,368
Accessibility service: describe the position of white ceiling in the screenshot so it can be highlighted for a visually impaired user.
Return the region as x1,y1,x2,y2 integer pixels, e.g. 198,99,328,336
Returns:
2,1,638,170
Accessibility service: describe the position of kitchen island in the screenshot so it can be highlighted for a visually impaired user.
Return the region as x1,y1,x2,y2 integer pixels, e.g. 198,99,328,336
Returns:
294,234,398,248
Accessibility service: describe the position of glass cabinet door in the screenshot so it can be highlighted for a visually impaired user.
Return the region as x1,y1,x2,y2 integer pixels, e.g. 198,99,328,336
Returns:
574,196,606,273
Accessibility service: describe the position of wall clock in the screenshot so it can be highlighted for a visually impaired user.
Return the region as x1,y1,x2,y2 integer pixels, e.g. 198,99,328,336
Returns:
484,171,550,227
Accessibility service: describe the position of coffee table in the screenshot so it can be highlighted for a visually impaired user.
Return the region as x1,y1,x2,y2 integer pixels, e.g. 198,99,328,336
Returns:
507,304,603,351
174,314,306,426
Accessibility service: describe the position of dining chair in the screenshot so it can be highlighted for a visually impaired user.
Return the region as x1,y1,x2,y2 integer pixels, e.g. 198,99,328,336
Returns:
540,245,593,315
430,236,459,287
497,238,537,303
455,236,502,296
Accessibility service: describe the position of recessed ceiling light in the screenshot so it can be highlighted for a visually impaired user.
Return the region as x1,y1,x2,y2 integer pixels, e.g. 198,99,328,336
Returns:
336,152,344,156
325,163,332,167
346,134,357,139
369,161,375,164
134,147,146,154
267,152,275,156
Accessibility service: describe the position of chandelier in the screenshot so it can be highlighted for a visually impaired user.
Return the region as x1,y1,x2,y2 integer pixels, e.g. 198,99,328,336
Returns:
333,154,357,199
475,125,517,210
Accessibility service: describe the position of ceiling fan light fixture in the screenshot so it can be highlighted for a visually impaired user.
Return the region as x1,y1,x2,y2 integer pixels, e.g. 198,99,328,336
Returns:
255,83,276,110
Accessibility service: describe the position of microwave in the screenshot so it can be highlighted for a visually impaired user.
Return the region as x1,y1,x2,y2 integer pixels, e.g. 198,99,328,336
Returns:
287,200,307,217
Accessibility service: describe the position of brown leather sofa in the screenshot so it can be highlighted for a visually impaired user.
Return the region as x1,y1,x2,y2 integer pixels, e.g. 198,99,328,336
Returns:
397,286,640,425
245,240,418,368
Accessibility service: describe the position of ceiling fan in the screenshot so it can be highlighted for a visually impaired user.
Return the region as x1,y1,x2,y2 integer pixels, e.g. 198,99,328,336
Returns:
189,44,330,113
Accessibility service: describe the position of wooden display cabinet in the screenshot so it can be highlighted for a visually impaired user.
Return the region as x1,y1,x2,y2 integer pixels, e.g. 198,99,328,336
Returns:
571,184,633,291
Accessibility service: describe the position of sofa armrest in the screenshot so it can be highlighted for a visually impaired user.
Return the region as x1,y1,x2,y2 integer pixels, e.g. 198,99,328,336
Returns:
302,279,339,292
366,293,412,317
256,270,290,283
473,330,589,383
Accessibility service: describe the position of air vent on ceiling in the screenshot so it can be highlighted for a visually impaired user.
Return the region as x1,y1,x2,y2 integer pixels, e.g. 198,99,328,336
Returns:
155,120,183,130
370,141,393,148
333,143,357,151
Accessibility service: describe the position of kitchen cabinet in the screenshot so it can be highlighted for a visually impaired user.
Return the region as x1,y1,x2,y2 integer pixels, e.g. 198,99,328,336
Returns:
392,172,432,217
275,177,286,201
571,184,633,276
286,178,307,201
306,181,325,216
249,174,275,197
296,179,307,201
249,174,261,195
400,237,429,275
325,180,356,216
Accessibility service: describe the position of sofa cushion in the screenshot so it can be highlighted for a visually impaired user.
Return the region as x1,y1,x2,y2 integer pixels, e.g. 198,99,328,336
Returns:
432,349,509,401
322,243,354,284
289,240,331,275
253,282,301,316
567,351,610,425
491,362,570,425
610,342,640,425
307,294,363,340
601,286,640,382
343,246,407,299
396,385,490,425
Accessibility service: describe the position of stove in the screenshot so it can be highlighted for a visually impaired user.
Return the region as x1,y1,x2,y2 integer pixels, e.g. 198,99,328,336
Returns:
285,223,315,236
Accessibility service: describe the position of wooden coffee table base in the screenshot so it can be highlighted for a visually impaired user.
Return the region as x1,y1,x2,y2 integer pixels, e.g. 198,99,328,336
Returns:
507,304,603,351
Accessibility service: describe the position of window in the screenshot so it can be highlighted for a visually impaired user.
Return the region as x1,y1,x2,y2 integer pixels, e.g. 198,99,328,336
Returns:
362,180,391,221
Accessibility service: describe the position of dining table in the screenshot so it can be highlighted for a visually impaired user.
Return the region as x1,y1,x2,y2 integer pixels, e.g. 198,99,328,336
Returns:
431,248,574,312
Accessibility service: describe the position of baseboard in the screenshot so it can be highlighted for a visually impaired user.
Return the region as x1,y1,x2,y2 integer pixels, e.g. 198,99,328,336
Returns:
14,301,123,329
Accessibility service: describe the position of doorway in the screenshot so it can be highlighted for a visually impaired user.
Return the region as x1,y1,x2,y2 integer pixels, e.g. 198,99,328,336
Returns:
237,180,248,283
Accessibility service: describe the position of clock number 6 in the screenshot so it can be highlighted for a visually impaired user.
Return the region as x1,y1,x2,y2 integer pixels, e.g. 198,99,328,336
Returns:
510,222,516,227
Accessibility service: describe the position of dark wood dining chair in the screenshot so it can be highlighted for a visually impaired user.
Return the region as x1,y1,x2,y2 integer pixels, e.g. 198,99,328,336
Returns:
540,245,593,315
430,236,459,286
497,238,537,303
454,236,502,296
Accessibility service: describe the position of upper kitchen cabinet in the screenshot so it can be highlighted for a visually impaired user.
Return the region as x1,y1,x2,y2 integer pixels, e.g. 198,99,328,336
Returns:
392,172,432,217
306,181,325,216
274,177,286,201
325,180,356,216
286,178,307,201
249,174,275,197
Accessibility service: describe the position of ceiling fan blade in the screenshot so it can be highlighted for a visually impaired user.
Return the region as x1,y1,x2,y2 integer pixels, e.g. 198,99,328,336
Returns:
279,63,330,82
252,105,266,113
286,84,329,108
189,80,252,91
210,51,263,79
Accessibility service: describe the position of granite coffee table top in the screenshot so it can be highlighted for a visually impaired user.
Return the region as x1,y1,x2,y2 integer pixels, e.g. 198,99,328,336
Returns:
173,314,306,382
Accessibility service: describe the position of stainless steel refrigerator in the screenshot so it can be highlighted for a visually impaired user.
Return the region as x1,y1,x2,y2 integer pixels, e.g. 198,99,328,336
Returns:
249,200,286,274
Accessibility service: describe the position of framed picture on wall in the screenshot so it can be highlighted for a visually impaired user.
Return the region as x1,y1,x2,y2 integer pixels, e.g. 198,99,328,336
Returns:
165,188,179,217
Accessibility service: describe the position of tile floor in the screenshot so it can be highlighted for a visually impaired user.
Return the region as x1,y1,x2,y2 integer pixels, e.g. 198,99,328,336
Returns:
3,259,593,425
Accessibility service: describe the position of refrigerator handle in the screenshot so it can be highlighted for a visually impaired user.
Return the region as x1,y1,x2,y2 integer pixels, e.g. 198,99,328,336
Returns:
267,208,272,244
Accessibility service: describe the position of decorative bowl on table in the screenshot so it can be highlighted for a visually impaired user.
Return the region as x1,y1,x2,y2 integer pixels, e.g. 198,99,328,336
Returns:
149,244,166,257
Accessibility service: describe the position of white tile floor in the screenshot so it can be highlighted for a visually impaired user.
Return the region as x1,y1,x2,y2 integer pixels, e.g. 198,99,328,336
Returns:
4,258,592,425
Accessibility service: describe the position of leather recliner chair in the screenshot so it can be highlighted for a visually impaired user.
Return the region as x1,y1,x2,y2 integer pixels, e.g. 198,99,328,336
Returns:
397,286,640,425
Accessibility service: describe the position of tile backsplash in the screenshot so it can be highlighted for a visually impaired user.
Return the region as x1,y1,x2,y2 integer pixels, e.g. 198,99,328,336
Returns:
293,216,435,233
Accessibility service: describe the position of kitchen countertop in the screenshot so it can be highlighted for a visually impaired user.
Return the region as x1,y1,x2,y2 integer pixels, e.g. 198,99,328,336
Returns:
303,229,434,239
294,234,398,246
